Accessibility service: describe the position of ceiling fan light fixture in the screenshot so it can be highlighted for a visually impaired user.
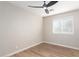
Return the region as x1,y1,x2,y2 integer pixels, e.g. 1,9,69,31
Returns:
43,7,47,9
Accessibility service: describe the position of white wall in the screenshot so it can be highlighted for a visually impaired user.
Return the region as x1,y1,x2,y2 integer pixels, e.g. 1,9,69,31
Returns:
0,2,43,56
43,10,79,49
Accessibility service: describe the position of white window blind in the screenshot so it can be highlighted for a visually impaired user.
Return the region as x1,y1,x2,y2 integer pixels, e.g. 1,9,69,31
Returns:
53,16,74,34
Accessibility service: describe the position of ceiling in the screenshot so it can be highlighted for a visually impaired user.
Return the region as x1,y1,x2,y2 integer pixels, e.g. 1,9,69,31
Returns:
9,1,79,17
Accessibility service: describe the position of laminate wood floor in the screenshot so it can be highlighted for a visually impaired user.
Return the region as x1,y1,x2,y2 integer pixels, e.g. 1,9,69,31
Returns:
11,43,79,57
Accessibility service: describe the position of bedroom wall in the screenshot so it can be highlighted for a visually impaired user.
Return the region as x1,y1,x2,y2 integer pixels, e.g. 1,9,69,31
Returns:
43,9,79,50
0,2,43,56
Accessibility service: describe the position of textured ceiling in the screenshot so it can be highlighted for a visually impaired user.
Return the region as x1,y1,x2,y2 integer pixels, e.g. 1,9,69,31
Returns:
10,1,79,17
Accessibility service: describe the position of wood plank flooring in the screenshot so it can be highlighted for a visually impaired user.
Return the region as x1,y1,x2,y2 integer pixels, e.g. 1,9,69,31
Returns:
11,43,79,57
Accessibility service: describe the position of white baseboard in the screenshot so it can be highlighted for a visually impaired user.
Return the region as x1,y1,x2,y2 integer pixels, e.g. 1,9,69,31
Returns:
44,41,79,50
4,41,79,57
5,42,43,57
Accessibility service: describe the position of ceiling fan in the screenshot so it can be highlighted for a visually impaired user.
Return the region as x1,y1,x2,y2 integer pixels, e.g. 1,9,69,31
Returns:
28,1,58,14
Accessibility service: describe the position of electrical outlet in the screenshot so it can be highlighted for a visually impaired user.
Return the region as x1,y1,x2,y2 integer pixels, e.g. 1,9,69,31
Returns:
16,46,18,49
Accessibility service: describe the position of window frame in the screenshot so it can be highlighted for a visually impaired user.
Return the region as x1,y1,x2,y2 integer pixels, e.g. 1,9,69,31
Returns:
52,16,74,34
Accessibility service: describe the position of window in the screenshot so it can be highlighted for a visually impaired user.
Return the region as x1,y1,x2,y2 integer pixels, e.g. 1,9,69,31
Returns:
53,16,74,34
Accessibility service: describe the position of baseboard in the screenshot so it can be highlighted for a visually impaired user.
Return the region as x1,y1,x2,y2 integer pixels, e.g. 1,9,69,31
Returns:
44,41,79,50
5,42,43,57
4,41,79,57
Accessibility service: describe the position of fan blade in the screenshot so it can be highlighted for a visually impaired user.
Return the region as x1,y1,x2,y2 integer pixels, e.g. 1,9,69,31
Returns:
46,1,58,7
45,9,49,14
28,5,43,8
